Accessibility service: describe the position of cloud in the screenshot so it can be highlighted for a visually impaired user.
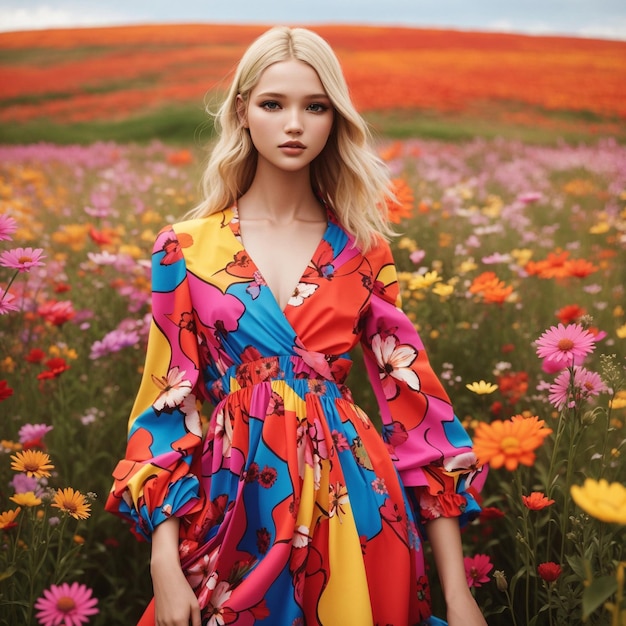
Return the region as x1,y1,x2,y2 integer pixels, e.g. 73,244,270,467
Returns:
0,5,128,31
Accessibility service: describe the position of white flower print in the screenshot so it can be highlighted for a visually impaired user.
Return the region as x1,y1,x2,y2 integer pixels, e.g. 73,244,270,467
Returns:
181,392,202,436
151,366,192,411
215,406,234,457
292,525,311,548
288,282,319,307
205,580,233,626
371,333,421,399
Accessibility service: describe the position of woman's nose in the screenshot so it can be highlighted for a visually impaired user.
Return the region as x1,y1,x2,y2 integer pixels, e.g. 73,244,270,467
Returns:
284,108,303,134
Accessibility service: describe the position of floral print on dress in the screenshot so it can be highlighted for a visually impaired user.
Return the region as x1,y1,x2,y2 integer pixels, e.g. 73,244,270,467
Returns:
106,206,485,625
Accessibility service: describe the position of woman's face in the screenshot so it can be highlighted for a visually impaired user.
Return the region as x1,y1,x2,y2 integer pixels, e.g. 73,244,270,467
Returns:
239,59,334,174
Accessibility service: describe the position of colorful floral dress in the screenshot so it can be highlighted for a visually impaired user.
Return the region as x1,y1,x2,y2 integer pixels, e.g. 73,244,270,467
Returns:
106,206,485,626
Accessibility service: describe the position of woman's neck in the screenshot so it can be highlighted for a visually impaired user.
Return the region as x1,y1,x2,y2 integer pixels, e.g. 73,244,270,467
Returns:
238,162,322,224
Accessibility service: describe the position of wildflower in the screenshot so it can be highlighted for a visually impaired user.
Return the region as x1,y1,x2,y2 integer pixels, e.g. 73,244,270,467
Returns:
522,492,555,510
385,178,414,223
535,323,596,365
89,327,140,359
617,323,626,339
0,214,18,241
10,491,42,507
431,282,455,298
473,415,553,471
26,348,47,363
37,300,76,326
0,507,21,530
51,487,92,520
10,449,54,478
34,582,99,626
0,288,20,314
555,304,586,325
37,357,70,380
548,366,607,410
0,379,13,401
18,423,53,449
466,380,498,395
464,554,493,588
408,271,442,290
493,570,508,592
0,246,45,272
570,478,626,524
537,562,562,583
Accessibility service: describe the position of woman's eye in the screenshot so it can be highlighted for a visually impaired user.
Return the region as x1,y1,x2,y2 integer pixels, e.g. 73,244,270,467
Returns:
308,103,328,113
261,101,280,111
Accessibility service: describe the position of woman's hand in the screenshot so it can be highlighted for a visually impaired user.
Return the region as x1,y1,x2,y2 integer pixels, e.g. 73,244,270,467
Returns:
151,517,201,626
446,587,487,626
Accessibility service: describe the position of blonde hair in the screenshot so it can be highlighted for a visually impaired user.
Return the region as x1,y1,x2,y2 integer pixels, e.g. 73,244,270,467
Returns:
187,26,395,250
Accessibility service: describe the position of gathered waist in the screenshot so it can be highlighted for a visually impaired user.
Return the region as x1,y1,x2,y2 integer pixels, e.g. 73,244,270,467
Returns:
206,353,353,403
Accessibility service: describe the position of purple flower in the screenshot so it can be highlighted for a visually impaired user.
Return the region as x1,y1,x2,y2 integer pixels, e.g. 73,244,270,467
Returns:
18,423,53,445
89,328,140,359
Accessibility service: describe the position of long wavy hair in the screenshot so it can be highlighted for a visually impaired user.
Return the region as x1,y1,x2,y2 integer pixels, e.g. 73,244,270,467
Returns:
186,26,395,250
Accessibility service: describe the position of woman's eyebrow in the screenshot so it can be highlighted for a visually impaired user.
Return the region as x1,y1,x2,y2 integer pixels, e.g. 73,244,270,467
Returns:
255,91,330,100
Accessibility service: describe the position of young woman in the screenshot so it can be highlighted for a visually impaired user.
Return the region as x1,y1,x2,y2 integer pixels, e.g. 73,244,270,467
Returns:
106,26,488,626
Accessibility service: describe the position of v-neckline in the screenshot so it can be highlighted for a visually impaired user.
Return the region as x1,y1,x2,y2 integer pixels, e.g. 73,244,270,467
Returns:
225,205,330,314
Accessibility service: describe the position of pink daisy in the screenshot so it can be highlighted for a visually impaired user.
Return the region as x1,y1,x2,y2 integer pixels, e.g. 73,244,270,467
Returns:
18,423,54,446
0,215,18,241
0,247,45,273
464,553,493,588
548,366,606,410
535,323,595,365
34,582,99,626
0,288,20,314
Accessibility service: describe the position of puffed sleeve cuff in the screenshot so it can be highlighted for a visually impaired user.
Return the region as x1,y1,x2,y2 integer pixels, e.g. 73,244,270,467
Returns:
106,459,203,541
412,486,481,527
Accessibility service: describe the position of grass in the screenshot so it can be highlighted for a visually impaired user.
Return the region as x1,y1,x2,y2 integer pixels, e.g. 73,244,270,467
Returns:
2,101,625,147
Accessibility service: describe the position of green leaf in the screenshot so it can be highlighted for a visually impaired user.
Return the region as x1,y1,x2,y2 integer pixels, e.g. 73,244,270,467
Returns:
582,576,618,619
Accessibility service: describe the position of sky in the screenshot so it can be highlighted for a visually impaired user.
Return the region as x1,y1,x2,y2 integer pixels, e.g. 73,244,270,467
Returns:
1,0,626,40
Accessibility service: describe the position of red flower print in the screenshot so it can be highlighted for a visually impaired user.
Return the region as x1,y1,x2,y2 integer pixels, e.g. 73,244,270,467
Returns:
415,575,431,620
244,462,259,483
258,465,277,489
226,250,256,278
256,527,271,554
538,562,562,582
160,232,193,265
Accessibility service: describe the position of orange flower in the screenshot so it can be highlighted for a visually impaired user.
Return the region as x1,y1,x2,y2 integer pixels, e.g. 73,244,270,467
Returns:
556,304,586,325
563,259,598,278
473,415,553,471
522,492,555,510
385,178,414,224
167,149,193,166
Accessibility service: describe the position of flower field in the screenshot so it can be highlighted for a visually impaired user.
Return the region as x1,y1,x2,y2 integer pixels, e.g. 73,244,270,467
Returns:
1,24,626,140
0,134,624,624
1,19,626,626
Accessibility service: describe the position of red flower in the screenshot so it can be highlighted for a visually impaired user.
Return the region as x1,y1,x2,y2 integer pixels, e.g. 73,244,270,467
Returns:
556,304,586,325
26,348,47,363
258,465,277,489
0,379,13,401
37,357,70,380
538,562,562,582
479,506,505,521
464,554,493,588
522,492,555,510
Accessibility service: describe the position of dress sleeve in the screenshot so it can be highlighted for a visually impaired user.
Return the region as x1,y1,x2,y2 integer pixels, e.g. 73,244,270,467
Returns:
360,239,485,526
105,225,205,540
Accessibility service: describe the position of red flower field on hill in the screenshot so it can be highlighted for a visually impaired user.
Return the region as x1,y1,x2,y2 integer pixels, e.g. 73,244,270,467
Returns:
0,23,625,129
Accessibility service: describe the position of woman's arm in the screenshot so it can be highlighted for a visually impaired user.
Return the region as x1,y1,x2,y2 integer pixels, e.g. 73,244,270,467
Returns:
426,516,487,626
150,517,201,626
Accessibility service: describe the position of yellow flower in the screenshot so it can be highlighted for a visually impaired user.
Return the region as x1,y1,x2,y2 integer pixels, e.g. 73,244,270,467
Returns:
0,356,16,373
511,248,534,266
408,271,442,291
610,391,626,410
616,324,626,339
570,479,626,524
589,221,610,234
10,491,42,507
466,380,499,395
1,440,21,452
0,507,21,530
458,259,478,274
51,487,91,520
431,282,455,298
397,236,418,252
10,450,54,478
